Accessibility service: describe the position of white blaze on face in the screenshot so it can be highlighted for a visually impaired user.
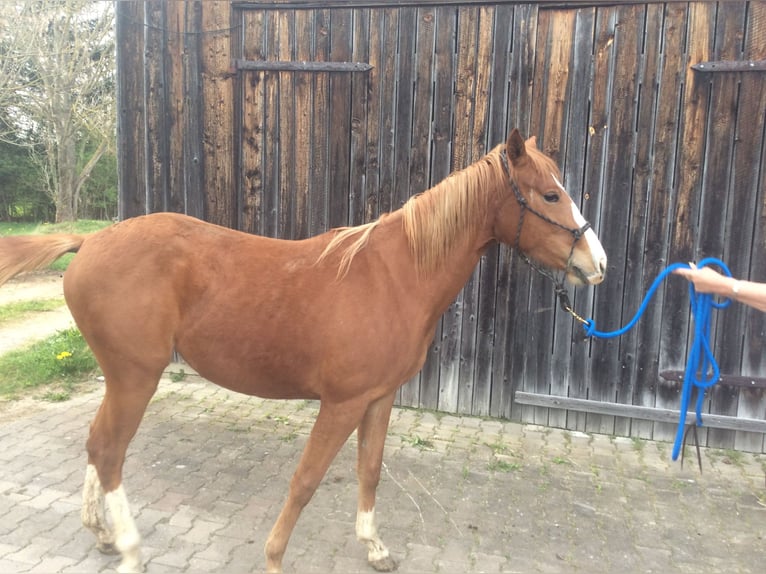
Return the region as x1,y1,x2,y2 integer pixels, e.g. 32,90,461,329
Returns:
551,173,607,275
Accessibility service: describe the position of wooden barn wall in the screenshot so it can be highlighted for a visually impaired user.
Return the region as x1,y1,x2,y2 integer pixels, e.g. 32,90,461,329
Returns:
116,1,766,452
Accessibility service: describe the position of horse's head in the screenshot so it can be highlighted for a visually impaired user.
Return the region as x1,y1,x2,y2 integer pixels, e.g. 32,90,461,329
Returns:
493,129,607,286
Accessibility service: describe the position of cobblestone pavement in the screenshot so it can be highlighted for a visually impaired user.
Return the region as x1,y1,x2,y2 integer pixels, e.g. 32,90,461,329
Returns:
0,368,764,574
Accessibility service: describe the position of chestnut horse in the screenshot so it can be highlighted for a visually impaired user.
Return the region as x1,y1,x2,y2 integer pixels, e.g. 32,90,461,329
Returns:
0,130,606,573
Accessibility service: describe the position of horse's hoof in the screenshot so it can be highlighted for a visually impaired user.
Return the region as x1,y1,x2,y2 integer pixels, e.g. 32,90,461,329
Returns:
96,542,119,555
116,561,144,574
369,555,398,572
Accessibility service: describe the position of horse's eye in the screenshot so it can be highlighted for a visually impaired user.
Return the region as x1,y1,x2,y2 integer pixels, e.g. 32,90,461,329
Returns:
543,191,560,203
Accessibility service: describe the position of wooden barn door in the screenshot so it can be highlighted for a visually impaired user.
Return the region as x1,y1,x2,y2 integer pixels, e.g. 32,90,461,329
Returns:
233,8,371,240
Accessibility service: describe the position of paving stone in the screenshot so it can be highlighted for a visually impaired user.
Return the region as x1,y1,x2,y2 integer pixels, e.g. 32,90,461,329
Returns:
0,377,764,574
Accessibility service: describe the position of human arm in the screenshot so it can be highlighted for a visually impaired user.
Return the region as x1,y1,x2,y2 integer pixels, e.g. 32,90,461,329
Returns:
673,265,766,313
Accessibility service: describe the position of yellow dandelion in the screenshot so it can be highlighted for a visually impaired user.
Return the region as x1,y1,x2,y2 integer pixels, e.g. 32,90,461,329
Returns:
56,351,73,361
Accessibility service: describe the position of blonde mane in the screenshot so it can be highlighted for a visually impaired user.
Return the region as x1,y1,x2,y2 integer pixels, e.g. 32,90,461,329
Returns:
318,144,510,278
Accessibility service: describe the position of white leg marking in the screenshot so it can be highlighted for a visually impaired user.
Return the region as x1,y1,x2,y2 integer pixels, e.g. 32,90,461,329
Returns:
105,485,143,574
356,508,390,563
81,464,116,552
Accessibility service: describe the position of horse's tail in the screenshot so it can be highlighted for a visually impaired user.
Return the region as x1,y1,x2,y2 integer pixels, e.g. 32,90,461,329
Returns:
0,234,87,286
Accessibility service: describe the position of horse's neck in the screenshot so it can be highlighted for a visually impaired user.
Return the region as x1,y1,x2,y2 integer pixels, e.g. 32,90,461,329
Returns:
378,192,497,322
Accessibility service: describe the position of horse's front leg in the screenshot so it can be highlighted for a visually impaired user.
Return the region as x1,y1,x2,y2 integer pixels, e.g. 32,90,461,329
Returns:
265,399,366,573
356,392,397,572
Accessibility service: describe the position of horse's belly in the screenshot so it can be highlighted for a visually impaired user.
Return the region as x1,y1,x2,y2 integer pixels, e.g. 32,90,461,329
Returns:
175,341,321,400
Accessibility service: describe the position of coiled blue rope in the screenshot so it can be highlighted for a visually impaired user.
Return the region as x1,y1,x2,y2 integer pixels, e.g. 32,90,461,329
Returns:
583,258,732,461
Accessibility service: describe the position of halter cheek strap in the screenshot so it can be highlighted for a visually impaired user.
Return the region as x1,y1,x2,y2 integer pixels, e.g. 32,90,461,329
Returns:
499,149,591,324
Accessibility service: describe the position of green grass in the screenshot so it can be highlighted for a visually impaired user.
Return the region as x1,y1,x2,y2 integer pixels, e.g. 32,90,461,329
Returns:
0,327,98,400
0,220,112,237
0,298,66,325
0,220,113,272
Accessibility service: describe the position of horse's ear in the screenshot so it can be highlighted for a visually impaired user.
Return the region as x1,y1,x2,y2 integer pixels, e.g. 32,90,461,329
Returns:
526,136,538,150
506,129,527,166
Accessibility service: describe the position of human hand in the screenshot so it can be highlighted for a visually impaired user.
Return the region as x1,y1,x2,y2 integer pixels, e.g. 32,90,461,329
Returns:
673,264,734,296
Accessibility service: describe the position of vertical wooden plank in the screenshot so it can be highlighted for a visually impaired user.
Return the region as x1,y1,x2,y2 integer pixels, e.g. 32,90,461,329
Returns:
480,3,513,418
277,10,296,238
629,2,677,441
564,6,596,432
348,8,370,228
362,9,384,226
309,8,330,236
657,2,715,444
584,6,622,436
440,5,477,415
538,9,577,430
399,5,436,409
736,2,766,454
116,0,146,219
240,10,265,236
701,4,747,451
506,4,538,422
183,0,205,219
418,5,455,412
328,8,353,229
454,6,482,415
144,1,168,214
200,0,235,227
602,5,642,438
292,10,312,239
462,6,494,417
373,8,399,221
262,10,280,238
164,1,186,217
516,7,555,426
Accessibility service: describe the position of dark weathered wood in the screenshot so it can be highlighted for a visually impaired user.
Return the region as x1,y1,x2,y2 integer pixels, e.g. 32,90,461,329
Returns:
116,0,147,220
234,0,749,9
292,9,313,239
117,1,766,453
144,1,169,214
515,392,766,434
418,5,457,412
695,4,744,451
239,10,266,236
309,8,330,236
584,7,626,436
692,60,766,72
506,2,537,423
348,8,371,230
736,2,766,453
660,371,766,390
200,0,235,227
234,58,373,72
563,6,596,433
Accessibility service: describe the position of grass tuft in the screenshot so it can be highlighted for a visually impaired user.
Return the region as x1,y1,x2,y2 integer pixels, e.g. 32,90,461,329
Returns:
0,298,66,325
0,327,98,398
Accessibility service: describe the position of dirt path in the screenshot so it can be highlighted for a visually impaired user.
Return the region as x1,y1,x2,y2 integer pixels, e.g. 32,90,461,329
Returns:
0,271,74,354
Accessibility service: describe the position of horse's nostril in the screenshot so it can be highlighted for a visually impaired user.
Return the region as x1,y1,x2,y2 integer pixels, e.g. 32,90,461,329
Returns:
599,260,607,276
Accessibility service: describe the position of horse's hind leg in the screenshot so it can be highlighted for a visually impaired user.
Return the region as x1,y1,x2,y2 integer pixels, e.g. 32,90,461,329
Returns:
82,361,163,574
81,462,117,554
355,392,397,572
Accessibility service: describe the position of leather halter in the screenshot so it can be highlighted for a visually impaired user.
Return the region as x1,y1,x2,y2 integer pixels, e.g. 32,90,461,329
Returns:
499,149,591,324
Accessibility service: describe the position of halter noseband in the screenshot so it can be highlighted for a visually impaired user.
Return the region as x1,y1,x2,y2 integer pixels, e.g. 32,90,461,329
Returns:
499,149,591,324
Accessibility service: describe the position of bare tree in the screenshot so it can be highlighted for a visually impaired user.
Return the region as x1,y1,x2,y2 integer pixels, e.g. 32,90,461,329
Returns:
0,0,114,222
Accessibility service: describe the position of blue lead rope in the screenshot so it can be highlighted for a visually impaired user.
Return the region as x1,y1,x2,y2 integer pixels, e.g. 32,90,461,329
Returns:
582,258,733,461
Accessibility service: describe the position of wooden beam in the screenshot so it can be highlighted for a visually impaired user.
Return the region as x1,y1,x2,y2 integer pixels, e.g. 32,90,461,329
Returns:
514,392,766,434
659,370,766,390
692,60,766,73
234,58,372,72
